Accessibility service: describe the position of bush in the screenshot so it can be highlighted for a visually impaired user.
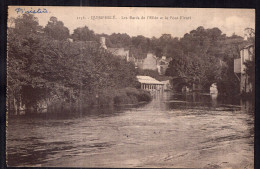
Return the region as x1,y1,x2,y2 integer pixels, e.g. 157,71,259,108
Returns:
137,90,152,102
109,87,152,105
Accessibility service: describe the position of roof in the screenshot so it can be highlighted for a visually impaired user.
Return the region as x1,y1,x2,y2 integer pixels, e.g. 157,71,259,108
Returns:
241,44,254,50
147,53,157,59
136,76,164,85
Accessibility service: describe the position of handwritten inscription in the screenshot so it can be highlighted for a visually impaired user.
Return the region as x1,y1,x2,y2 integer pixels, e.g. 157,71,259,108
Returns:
15,8,48,14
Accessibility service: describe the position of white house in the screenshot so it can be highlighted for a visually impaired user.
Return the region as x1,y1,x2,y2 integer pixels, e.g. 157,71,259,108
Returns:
234,44,254,93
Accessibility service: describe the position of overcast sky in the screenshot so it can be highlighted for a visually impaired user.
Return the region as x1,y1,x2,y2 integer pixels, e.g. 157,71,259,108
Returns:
8,6,255,38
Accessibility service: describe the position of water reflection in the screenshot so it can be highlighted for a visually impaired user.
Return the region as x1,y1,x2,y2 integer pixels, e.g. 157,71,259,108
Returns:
163,92,254,113
7,92,254,168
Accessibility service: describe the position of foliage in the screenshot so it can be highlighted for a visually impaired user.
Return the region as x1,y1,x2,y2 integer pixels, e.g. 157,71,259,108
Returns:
13,14,42,35
44,16,70,40
71,26,98,42
7,14,140,112
70,25,251,95
106,33,131,48
104,27,253,95
164,27,247,93
113,87,151,105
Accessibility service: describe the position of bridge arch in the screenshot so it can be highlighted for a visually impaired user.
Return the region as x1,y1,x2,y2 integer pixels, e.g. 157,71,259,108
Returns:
171,77,192,92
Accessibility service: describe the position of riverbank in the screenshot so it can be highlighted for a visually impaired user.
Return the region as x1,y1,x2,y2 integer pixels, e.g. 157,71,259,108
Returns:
47,88,151,113
9,87,152,114
93,87,152,106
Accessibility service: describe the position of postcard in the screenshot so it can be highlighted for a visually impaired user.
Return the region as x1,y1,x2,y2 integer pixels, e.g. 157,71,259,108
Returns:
6,6,255,168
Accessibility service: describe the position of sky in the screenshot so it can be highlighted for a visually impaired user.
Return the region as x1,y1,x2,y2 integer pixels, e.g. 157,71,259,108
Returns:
8,6,255,38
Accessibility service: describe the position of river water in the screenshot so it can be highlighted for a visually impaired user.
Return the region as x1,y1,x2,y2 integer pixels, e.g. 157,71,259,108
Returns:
7,92,254,168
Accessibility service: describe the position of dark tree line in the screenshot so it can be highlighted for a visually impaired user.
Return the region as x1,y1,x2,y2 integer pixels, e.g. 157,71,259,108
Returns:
8,14,138,112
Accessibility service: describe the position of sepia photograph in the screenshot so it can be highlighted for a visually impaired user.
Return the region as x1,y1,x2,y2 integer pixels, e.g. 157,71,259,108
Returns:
6,6,255,168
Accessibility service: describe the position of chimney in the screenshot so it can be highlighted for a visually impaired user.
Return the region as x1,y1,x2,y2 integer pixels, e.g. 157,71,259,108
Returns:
100,37,107,49
244,33,248,41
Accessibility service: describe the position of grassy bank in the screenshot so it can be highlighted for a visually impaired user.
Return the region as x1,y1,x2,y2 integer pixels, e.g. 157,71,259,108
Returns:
10,87,152,114
95,87,152,106
45,88,152,113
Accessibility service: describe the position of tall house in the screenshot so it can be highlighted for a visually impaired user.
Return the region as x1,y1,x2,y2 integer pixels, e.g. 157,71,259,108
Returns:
234,44,254,93
142,53,158,70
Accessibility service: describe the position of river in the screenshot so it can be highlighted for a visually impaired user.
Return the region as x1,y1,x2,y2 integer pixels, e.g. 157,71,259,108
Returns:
6,92,254,168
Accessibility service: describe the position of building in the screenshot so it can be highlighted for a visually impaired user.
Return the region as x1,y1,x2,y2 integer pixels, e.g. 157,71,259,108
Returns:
99,37,172,75
99,37,173,74
100,37,130,61
134,54,172,74
132,53,158,70
124,52,157,70
107,48,130,60
133,58,144,69
141,53,158,70
136,76,164,92
234,44,254,93
157,56,172,75
67,39,99,49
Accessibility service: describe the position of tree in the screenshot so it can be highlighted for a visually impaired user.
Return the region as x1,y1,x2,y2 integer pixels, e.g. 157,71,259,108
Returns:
71,26,97,42
107,33,131,48
165,26,243,93
130,35,150,59
131,35,150,53
44,16,70,40
12,14,43,35
244,28,255,39
8,14,139,112
8,14,46,111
